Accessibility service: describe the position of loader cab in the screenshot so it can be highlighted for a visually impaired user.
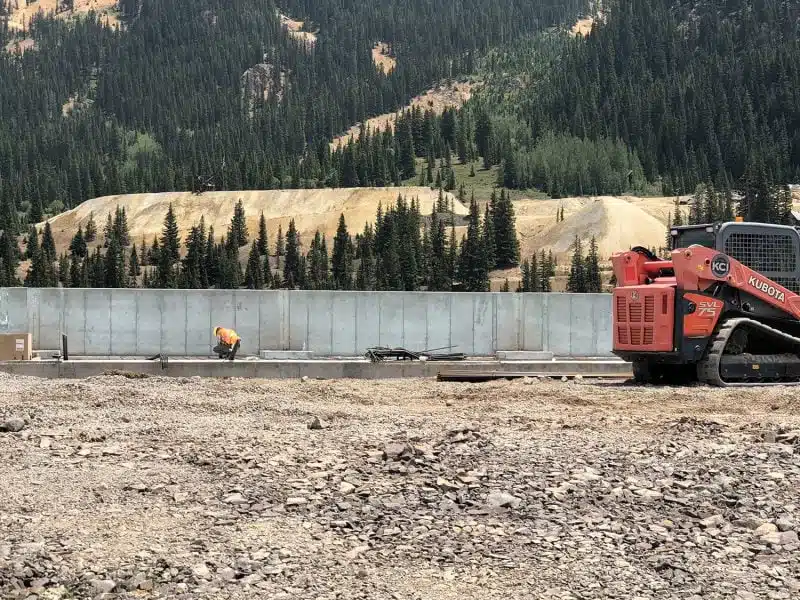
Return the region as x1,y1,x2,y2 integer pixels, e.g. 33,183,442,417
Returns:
670,220,800,294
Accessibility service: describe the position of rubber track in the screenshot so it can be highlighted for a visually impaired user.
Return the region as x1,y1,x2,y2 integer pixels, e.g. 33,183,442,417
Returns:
698,317,800,386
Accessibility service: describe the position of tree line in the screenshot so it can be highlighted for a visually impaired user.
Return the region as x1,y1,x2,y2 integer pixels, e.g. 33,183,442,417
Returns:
15,188,530,291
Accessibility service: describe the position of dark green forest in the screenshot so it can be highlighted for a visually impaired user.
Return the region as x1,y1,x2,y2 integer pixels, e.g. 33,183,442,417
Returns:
0,0,582,231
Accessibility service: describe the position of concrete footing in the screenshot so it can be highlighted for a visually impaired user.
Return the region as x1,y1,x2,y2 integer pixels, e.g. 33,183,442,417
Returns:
259,350,314,360
496,351,555,361
0,358,632,380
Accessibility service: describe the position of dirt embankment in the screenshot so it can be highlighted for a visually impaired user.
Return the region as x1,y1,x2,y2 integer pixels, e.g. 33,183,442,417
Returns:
39,187,468,255
0,374,798,599
372,42,396,74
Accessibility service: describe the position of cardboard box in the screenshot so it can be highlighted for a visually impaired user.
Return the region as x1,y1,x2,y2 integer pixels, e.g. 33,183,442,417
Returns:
0,333,32,361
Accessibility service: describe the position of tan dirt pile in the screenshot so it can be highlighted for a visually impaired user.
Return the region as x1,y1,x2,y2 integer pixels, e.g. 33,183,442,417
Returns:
0,374,798,599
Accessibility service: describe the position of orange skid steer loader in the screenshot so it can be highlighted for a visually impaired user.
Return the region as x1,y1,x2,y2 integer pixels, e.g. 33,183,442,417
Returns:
611,220,800,386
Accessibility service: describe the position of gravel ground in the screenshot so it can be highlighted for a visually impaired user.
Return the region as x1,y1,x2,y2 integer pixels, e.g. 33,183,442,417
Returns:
1,373,799,600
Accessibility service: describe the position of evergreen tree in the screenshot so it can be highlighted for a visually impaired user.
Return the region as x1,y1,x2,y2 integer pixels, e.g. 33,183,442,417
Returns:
566,235,586,293
331,213,352,290
29,196,43,224
276,224,284,257
129,243,141,279
482,202,496,270
257,211,268,256
85,212,97,242
283,219,301,288
492,189,520,268
244,241,264,289
585,236,602,293
157,204,180,288
104,234,126,288
41,222,56,263
230,199,248,248
457,193,489,291
70,226,88,258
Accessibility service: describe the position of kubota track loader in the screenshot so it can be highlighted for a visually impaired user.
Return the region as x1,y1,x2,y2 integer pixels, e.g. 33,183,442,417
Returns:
611,220,800,386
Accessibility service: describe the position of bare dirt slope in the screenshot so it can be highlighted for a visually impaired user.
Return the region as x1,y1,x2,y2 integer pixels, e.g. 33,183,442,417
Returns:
0,374,798,599
331,81,475,149
279,12,317,46
41,187,467,253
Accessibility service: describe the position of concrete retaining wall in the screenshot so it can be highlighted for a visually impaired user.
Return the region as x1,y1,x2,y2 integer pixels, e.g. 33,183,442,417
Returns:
0,288,614,357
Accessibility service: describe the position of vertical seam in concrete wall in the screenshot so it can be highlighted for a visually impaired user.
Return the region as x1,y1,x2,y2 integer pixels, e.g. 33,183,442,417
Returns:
329,293,334,356
258,292,262,353
306,297,310,351
354,293,358,355
425,294,429,350
184,293,189,355
471,295,476,355
401,295,405,348
569,294,575,356
285,292,291,350
378,295,382,346
135,291,140,355
542,294,549,352
107,290,112,356
448,294,452,352
83,289,87,356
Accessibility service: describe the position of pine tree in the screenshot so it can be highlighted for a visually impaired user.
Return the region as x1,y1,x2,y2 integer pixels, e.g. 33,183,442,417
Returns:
520,258,531,291
29,196,43,224
530,251,540,292
230,199,248,247
566,235,586,293
157,204,180,288
276,224,284,257
257,211,268,256
129,243,141,278
0,232,20,286
41,222,56,262
493,189,520,267
104,234,126,288
70,226,87,257
283,219,301,288
482,202,496,270
244,241,264,289
331,213,352,290
585,235,602,293
85,212,97,242
113,206,130,246
356,223,377,290
103,212,113,246
457,193,489,291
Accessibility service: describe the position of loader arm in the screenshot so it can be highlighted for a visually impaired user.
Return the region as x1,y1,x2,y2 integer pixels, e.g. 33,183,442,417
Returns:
671,246,800,320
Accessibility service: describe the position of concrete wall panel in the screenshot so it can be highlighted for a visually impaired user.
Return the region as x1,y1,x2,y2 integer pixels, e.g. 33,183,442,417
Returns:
520,294,544,351
495,293,521,352
569,295,595,356
594,294,613,355
331,293,357,355
160,291,187,355
307,292,333,355
258,291,284,351
0,288,29,336
110,290,137,355
544,293,571,355
85,290,112,354
234,291,261,355
425,294,451,353
472,294,495,355
63,290,87,355
402,294,428,351
136,291,161,355
38,289,64,350
379,293,404,348
286,291,310,351
354,293,380,352
186,291,212,355
449,295,474,355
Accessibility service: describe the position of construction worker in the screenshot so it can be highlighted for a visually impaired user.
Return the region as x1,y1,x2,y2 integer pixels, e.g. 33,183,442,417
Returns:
213,326,241,361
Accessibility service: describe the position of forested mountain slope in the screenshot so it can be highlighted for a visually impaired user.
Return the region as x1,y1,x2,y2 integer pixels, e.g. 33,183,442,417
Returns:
0,0,583,234
479,0,800,196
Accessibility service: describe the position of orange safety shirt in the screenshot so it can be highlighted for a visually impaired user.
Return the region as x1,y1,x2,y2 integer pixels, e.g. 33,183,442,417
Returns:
217,328,241,345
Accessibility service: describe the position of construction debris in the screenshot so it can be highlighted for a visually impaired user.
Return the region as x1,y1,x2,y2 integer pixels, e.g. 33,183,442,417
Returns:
365,346,465,362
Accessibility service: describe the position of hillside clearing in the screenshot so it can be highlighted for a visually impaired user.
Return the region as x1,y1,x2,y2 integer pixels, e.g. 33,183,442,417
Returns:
4,0,119,31
372,42,396,74
279,13,317,46
331,81,476,149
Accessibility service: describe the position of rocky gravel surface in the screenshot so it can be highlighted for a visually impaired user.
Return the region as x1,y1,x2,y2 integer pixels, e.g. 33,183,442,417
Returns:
0,372,799,599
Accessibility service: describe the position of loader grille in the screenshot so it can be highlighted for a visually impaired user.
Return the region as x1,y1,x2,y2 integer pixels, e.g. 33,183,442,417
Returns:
613,286,674,352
